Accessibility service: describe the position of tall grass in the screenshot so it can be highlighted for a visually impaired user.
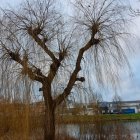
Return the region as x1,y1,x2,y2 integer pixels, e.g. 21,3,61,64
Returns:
0,100,135,140
0,82,135,140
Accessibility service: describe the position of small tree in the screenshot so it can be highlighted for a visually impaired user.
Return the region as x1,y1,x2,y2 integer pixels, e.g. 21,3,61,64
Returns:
112,93,122,113
88,92,103,114
0,0,131,139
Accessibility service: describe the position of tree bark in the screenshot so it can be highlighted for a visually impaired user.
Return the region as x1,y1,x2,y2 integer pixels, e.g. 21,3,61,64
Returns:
42,84,56,140
44,106,55,140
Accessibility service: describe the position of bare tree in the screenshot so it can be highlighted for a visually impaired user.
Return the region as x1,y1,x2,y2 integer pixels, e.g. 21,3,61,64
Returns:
112,93,122,113
0,0,131,139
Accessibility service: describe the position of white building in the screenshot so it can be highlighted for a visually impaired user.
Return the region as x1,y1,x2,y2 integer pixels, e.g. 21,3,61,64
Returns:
108,100,140,114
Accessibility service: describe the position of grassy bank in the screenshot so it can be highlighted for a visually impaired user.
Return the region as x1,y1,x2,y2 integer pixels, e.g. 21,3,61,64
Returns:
56,113,140,124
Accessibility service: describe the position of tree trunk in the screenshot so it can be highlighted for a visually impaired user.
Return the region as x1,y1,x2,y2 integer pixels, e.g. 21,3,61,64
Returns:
42,84,56,140
44,105,55,140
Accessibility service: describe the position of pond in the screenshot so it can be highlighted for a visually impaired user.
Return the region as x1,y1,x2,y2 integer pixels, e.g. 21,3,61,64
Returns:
58,121,140,140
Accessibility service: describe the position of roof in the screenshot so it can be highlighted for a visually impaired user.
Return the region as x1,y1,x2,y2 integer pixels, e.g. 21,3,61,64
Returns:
109,100,140,104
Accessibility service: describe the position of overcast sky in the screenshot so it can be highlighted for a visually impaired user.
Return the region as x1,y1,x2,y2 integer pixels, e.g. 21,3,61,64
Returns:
1,0,140,102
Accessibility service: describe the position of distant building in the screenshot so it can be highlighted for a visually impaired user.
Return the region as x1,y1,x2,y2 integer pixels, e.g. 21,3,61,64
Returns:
99,100,140,114
29,100,140,115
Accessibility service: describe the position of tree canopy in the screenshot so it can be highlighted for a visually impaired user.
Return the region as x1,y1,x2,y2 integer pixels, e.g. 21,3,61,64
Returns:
0,0,131,103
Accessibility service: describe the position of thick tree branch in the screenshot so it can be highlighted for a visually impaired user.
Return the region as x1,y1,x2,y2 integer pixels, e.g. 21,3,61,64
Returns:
55,38,99,106
27,26,58,62
47,59,61,83
7,49,45,82
27,27,67,83
47,49,67,83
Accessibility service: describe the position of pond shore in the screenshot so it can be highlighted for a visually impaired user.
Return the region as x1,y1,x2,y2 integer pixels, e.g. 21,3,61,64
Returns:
56,114,140,124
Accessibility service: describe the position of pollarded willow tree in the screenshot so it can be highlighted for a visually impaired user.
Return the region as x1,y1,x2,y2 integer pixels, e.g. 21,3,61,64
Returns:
0,0,131,139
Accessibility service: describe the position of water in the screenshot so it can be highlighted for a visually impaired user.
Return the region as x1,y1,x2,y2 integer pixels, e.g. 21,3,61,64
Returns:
58,121,140,140
124,121,140,140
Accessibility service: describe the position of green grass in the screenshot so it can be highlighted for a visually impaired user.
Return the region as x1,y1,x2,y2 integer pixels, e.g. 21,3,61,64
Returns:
57,113,140,124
